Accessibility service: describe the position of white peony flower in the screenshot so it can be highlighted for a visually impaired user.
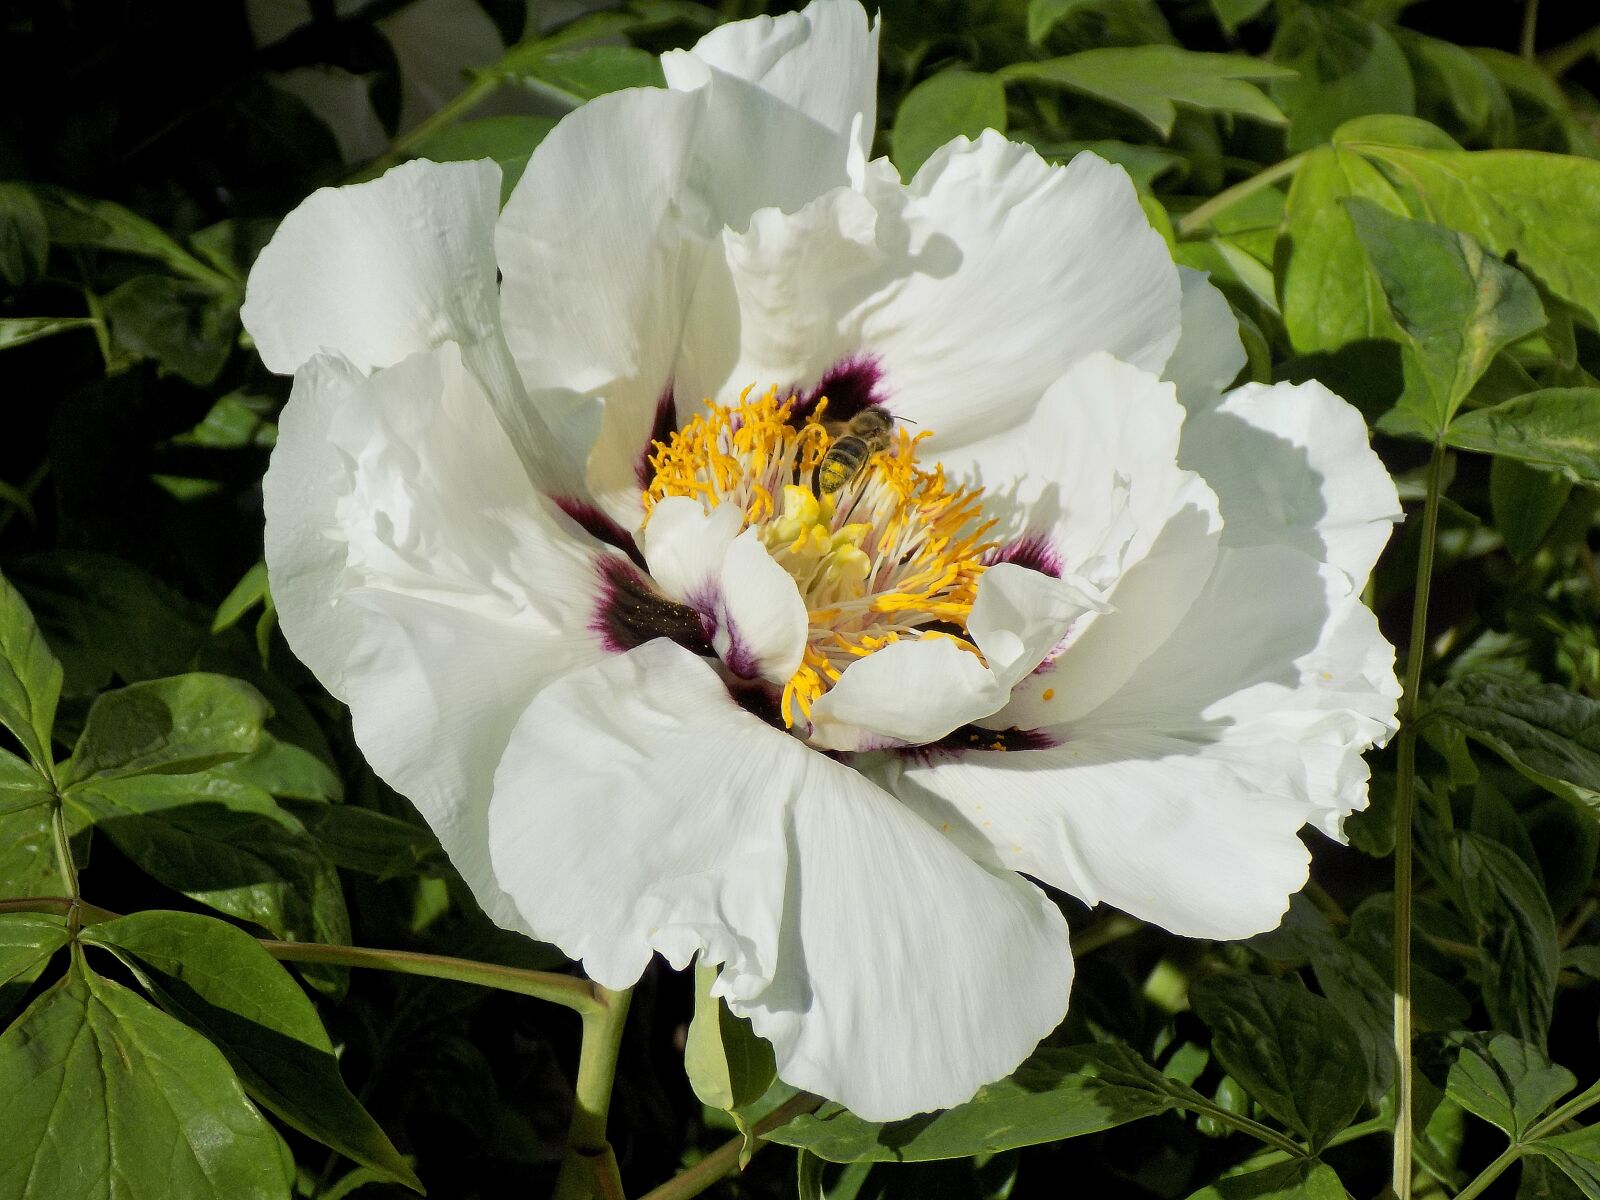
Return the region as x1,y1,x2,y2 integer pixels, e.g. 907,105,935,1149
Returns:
241,0,1402,1121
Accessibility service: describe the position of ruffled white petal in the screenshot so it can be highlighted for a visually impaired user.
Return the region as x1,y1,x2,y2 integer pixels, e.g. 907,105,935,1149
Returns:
640,496,743,606
673,140,1182,452
264,342,617,930
487,639,1072,1120
1163,267,1246,408
890,543,1399,932
1180,379,1402,588
243,159,503,376
664,0,879,158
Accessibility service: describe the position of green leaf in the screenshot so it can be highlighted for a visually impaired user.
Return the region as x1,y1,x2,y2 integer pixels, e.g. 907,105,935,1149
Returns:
1334,114,1462,151
212,563,271,636
0,966,293,1200
1210,0,1272,36
1489,458,1571,563
1185,1160,1352,1199
412,115,558,204
1400,33,1511,142
0,805,72,901
65,674,269,786
1433,676,1600,811
0,316,99,353
0,570,62,772
279,801,443,878
1351,146,1600,330
0,913,69,987
892,71,1007,179
767,1045,1177,1163
217,735,341,803
1448,390,1600,484
1457,831,1560,1045
1271,8,1414,152
1280,145,1406,354
1526,1124,1600,1197
1344,198,1544,434
1439,1032,1574,1138
101,274,239,387
86,910,420,1191
1027,0,1100,43
0,183,48,285
27,185,227,287
509,44,663,103
172,390,277,451
0,748,50,815
1000,48,1290,138
68,772,349,946
1190,974,1366,1150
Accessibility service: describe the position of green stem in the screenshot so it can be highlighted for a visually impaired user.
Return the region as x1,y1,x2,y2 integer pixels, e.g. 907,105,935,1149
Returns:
359,70,504,178
1234,1115,1390,1174
1542,22,1600,76
1453,1145,1522,1200
1184,1101,1307,1160
1521,0,1541,61
1071,913,1142,956
1527,1079,1600,1140
553,986,635,1200
1392,439,1450,1200
1175,153,1307,238
261,939,604,1015
639,1092,824,1200
0,895,117,924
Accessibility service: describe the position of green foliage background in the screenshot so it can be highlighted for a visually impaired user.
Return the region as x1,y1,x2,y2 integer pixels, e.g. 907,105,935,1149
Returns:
4,1,1600,1198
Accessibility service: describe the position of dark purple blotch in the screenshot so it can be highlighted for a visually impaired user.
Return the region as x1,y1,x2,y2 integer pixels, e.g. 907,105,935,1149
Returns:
554,498,645,569
591,557,712,657
897,723,1057,764
985,532,1063,578
791,355,888,425
635,385,679,488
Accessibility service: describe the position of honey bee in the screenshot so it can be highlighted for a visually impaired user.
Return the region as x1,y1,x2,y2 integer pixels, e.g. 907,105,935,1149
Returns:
816,405,895,494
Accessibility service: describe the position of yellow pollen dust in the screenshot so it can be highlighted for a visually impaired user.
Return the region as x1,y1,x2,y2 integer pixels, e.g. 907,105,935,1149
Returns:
644,386,996,729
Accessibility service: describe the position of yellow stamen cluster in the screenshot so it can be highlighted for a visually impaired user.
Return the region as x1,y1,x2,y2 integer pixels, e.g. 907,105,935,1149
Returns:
644,386,994,729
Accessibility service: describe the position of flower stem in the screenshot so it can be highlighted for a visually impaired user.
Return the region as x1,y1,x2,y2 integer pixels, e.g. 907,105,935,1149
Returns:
553,986,634,1200
1521,0,1541,61
1542,22,1600,76
1391,438,1450,1200
1175,153,1307,238
1452,1145,1522,1200
260,939,604,1014
638,1093,824,1200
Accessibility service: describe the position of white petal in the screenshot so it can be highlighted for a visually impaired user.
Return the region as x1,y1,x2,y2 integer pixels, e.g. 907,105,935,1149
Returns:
890,543,1400,932
487,640,1072,1119
640,496,743,605
242,159,503,376
942,355,1222,727
807,637,1005,752
672,141,1182,448
1180,378,1402,587
967,563,1107,692
715,530,808,684
1163,267,1246,409
889,731,1314,940
664,0,879,158
264,342,616,930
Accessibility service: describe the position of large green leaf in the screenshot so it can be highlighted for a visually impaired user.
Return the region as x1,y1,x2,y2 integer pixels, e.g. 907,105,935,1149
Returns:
686,962,777,1161
1457,832,1559,1046
1279,145,1406,354
27,185,229,287
1526,1124,1600,1197
768,1044,1178,1163
1489,458,1572,564
0,183,47,286
413,116,558,204
1433,676,1600,811
101,275,238,387
1345,199,1544,434
1447,390,1600,484
0,913,69,988
0,748,50,816
1439,1032,1574,1138
67,773,348,946
0,569,62,772
0,317,98,353
1000,47,1290,138
1190,974,1366,1150
86,911,419,1191
1271,7,1413,152
1351,147,1600,330
0,966,292,1200
65,674,270,786
505,44,663,104
0,805,69,901
1185,1160,1351,1199
892,71,1007,179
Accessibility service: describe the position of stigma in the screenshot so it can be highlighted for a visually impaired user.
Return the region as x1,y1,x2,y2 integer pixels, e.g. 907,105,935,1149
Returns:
644,386,995,733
